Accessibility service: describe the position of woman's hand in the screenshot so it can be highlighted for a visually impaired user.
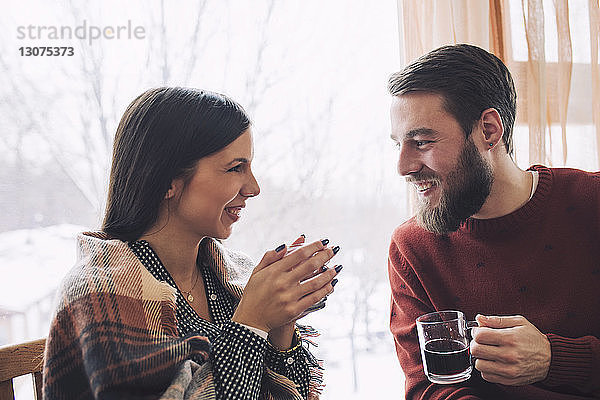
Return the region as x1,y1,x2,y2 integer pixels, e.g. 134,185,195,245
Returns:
232,239,340,333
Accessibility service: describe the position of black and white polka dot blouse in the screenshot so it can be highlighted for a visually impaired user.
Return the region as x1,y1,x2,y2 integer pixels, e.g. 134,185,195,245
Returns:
128,240,312,399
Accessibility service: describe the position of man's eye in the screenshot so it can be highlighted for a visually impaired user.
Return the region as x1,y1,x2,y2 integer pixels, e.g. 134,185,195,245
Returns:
415,140,433,147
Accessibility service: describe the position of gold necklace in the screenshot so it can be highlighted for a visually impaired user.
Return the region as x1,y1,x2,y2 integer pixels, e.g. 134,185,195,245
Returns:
180,267,199,303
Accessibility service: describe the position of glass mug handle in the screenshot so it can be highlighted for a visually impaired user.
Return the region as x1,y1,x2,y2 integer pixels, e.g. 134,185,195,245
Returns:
465,320,478,340
466,320,479,366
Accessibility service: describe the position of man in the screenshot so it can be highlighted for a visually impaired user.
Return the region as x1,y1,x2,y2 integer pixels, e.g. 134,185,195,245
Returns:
388,44,600,399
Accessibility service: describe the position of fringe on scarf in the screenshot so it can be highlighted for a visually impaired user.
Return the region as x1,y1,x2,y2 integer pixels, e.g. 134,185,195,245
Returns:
297,323,324,399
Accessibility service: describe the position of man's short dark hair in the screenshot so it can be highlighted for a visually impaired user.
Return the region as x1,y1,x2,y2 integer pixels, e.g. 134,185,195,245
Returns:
388,44,517,155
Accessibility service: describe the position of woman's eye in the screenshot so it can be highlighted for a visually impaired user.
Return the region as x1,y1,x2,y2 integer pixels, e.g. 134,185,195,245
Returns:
228,165,243,172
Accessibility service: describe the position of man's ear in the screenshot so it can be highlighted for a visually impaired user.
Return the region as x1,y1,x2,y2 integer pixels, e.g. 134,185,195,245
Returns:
478,108,504,150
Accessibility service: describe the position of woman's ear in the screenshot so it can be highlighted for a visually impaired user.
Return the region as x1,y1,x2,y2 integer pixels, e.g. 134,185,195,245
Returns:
164,179,183,200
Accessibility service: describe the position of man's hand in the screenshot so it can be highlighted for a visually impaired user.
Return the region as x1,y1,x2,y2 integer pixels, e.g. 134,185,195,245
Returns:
470,314,551,386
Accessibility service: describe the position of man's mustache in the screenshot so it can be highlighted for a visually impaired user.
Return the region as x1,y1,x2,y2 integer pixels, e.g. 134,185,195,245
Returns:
405,173,442,184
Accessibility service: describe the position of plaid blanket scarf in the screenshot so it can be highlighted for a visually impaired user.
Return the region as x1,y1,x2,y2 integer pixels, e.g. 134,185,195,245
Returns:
43,232,322,400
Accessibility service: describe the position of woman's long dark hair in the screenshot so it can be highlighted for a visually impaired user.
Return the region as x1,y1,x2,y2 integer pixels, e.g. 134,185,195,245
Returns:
102,87,251,241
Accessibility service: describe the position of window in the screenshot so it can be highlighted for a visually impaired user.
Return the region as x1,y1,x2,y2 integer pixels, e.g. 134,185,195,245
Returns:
1,1,405,398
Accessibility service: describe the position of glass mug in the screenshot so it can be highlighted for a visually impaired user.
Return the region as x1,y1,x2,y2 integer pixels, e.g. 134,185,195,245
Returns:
416,310,478,384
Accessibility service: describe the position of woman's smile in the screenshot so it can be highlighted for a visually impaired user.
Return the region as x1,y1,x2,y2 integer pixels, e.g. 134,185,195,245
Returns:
224,204,244,222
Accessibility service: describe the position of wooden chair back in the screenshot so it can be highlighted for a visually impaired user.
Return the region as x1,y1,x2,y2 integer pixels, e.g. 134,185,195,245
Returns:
0,338,46,400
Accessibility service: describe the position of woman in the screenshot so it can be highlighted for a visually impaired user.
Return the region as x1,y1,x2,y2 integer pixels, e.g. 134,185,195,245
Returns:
42,87,341,399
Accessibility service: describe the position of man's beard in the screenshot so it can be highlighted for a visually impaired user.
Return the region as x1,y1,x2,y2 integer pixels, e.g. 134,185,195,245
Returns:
413,137,494,235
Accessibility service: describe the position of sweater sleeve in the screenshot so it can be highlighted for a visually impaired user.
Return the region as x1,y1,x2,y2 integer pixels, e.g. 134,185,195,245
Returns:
388,237,488,400
541,333,600,396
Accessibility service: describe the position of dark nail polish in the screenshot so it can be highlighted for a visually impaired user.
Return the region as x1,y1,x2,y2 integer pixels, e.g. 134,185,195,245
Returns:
335,265,343,273
321,266,328,272
332,246,340,254
332,278,339,287
275,244,285,252
321,239,329,246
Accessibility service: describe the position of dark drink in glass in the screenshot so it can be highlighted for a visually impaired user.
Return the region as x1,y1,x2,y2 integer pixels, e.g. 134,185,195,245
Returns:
423,339,471,375
416,310,476,384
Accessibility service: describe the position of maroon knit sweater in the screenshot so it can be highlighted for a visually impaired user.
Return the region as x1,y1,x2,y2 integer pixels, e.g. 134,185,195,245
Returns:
389,165,600,399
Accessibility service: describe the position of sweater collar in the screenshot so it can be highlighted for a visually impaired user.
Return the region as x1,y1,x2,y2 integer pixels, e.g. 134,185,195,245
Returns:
457,165,553,235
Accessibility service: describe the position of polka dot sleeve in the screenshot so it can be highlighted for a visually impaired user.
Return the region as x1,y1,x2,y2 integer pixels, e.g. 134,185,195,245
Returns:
264,333,311,399
211,320,267,400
